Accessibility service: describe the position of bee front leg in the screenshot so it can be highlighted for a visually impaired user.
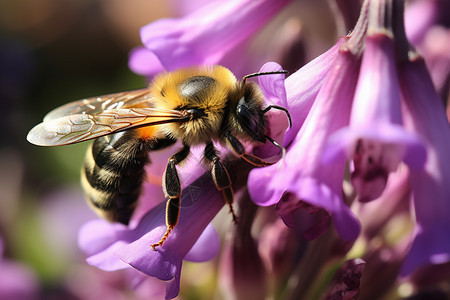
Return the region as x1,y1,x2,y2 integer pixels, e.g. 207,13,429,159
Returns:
225,132,274,167
151,144,190,250
204,142,238,224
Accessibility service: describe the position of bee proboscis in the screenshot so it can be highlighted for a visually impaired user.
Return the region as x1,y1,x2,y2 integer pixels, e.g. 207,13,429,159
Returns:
27,65,291,249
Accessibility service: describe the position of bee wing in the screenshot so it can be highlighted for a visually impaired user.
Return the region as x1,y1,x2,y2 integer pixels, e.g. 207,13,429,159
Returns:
43,88,155,122
27,108,188,146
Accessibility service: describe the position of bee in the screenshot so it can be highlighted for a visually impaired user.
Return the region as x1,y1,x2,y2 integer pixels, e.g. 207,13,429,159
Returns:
27,65,291,249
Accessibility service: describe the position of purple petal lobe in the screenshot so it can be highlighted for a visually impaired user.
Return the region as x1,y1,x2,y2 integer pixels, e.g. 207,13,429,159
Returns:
184,223,219,262
165,268,181,300
276,195,331,240
139,0,291,70
258,61,287,107
248,164,284,207
128,47,164,77
85,241,132,272
78,219,129,257
116,227,179,280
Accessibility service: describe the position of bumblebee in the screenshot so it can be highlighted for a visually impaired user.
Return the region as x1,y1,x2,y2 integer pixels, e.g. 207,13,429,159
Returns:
27,65,291,249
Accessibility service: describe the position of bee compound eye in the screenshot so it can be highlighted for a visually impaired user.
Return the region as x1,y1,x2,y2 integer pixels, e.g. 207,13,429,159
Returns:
236,98,259,134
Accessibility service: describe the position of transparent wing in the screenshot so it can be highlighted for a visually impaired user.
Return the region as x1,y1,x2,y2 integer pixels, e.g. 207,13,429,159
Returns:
43,88,156,122
27,107,188,146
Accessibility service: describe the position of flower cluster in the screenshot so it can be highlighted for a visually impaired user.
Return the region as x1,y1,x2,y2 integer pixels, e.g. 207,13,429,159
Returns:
79,0,450,298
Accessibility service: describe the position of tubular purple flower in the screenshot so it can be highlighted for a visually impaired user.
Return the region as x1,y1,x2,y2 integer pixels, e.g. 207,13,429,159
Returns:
398,56,450,276
134,0,291,73
78,174,222,299
258,218,299,277
323,259,366,300
218,196,267,300
276,196,331,240
249,44,362,241
404,0,438,45
356,166,411,241
323,32,426,202
282,39,344,145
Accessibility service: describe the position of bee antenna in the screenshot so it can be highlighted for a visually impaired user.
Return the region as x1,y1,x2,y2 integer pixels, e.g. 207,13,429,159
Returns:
262,105,292,128
241,70,288,85
264,135,287,166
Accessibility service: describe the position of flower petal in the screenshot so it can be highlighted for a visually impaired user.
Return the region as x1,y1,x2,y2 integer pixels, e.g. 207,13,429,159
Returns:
140,0,291,71
276,194,331,240
184,223,220,262
398,57,450,275
404,0,438,45
248,40,346,206
324,33,426,201
113,174,223,291
78,219,130,258
257,61,287,107
282,38,344,145
128,47,164,77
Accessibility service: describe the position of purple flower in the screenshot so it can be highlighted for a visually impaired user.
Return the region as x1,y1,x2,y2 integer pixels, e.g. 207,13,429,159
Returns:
356,166,411,241
249,41,361,242
276,195,331,241
405,0,450,94
417,27,450,93
77,145,221,298
79,173,222,299
323,32,426,202
0,237,39,300
323,259,366,300
350,168,413,298
282,39,344,145
404,0,439,45
398,56,450,276
258,218,299,278
129,0,291,77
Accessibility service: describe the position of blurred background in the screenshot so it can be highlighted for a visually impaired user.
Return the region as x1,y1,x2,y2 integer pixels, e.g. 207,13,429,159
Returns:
0,0,338,298
0,1,176,298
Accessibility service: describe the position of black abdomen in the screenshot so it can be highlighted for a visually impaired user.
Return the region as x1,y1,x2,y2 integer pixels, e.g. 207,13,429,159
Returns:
81,131,175,225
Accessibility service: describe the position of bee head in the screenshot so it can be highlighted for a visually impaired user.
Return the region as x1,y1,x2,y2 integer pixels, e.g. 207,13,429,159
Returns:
236,70,291,142
235,69,292,155
236,88,267,142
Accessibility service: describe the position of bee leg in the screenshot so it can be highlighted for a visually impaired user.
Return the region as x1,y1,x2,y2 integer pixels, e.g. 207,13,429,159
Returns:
225,132,275,167
204,142,238,224
151,144,190,250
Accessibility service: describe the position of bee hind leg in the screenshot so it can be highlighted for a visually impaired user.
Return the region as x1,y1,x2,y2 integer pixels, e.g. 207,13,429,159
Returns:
151,144,190,250
204,142,238,224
